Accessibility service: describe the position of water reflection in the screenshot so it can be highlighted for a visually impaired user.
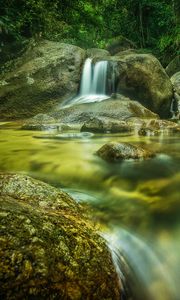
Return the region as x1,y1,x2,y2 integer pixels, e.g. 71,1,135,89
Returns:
0,122,180,299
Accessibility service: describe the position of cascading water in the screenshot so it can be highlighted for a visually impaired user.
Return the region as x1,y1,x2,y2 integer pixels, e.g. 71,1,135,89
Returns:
65,58,110,106
91,60,108,94
79,58,92,95
104,228,178,300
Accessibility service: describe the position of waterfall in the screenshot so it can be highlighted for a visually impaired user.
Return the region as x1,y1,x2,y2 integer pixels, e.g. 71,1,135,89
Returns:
65,58,110,106
79,58,92,95
91,61,108,94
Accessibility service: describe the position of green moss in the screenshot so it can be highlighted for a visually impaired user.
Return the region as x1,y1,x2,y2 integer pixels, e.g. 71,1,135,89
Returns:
0,174,121,299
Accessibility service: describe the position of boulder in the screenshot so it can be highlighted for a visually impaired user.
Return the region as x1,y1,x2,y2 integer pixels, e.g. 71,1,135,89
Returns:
165,56,180,77
0,173,121,299
0,40,86,119
105,53,173,118
51,96,158,125
106,36,136,55
171,72,180,95
96,142,154,162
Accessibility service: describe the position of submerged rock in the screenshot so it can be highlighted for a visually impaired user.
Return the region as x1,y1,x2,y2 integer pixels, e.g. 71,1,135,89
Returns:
105,53,173,118
35,132,94,140
22,113,58,130
0,40,86,119
137,172,180,214
0,173,120,299
97,142,154,162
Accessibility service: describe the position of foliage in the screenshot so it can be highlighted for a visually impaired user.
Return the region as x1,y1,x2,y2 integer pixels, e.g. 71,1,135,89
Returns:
0,0,179,64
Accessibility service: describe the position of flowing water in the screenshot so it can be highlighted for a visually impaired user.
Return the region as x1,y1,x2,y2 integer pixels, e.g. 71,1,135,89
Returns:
65,58,110,106
0,121,180,300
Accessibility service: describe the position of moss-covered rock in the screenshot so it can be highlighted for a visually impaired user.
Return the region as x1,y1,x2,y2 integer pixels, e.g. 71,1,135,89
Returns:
0,173,121,299
0,40,86,119
97,142,154,162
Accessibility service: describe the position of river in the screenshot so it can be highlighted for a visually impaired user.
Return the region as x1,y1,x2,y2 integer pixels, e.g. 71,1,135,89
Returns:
0,121,180,300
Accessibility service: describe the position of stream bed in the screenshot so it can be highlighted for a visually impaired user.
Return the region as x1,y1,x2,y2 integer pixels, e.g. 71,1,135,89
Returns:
0,121,180,300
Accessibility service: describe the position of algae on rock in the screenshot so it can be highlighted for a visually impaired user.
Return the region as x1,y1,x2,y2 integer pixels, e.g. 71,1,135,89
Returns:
0,173,121,299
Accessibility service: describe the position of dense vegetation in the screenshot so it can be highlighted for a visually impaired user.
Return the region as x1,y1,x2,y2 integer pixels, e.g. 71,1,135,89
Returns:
0,0,179,65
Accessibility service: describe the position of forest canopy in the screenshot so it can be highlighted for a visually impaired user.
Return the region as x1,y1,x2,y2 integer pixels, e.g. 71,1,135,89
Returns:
0,0,179,64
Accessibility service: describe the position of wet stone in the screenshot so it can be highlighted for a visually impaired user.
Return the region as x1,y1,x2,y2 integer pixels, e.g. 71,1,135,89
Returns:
97,142,155,162
0,173,121,299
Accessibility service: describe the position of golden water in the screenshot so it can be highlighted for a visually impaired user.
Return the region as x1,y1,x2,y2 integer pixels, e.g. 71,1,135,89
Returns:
0,121,180,300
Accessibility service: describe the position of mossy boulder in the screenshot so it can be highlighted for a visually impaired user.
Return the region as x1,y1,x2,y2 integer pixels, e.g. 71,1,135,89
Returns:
97,142,154,162
0,40,86,119
105,53,173,118
0,173,121,299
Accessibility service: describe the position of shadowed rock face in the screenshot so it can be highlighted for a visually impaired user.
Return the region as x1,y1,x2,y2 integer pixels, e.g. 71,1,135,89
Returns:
0,40,86,119
104,53,173,118
0,174,121,300
171,72,180,95
97,142,154,162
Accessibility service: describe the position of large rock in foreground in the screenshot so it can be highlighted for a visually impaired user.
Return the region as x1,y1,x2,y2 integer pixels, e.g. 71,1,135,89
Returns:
0,174,120,299
0,40,85,119
106,52,173,118
97,142,154,162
